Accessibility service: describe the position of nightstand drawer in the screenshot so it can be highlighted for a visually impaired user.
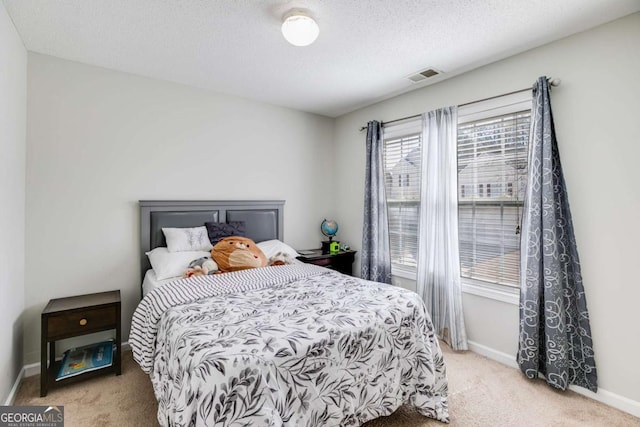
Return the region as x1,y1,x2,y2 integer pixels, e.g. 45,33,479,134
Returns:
297,249,357,276
47,306,117,338
309,257,332,267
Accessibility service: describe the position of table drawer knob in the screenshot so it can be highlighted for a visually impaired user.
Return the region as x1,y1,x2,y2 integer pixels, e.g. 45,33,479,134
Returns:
79,318,88,326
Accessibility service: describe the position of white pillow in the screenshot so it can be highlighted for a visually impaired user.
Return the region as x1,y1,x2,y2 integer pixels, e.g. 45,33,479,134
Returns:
162,226,213,252
146,247,212,280
257,239,299,260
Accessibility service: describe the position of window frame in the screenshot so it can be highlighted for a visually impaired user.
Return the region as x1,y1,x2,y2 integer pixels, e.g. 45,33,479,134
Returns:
380,92,530,305
381,117,423,276
457,90,532,302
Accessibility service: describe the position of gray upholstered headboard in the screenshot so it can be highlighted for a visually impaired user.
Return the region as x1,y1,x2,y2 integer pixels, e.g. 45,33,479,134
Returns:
139,200,284,291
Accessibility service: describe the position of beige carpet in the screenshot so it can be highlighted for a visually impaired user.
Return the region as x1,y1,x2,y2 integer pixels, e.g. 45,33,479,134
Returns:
14,345,639,426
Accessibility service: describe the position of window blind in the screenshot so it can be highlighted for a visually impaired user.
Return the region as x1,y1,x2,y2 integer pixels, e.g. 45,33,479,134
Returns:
457,101,531,287
383,118,422,270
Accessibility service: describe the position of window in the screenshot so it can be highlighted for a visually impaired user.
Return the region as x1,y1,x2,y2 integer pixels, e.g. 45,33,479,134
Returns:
457,92,531,288
383,118,422,272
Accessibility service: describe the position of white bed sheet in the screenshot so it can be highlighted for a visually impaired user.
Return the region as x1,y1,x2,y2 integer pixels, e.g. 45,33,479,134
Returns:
142,269,178,297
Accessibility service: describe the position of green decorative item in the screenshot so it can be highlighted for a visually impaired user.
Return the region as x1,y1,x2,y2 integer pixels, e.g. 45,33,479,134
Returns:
329,241,340,254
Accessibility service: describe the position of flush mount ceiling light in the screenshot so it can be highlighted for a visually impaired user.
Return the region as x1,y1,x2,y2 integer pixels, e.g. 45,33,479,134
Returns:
281,10,319,47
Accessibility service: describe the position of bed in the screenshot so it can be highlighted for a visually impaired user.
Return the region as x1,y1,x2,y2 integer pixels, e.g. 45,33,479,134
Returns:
130,200,449,426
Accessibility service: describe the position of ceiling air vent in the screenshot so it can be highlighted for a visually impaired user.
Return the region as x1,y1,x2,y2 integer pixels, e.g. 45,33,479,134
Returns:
407,68,441,83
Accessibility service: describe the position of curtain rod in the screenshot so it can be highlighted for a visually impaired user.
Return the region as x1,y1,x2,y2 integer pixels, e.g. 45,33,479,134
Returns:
359,77,561,132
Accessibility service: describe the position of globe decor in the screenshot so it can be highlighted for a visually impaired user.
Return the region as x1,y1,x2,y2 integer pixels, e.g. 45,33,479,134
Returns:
321,219,340,254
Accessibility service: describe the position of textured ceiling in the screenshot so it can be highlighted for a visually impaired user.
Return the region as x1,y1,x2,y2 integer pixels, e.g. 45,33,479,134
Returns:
4,0,640,117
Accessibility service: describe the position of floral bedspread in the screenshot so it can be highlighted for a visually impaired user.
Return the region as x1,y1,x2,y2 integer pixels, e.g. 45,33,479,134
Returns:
129,264,449,426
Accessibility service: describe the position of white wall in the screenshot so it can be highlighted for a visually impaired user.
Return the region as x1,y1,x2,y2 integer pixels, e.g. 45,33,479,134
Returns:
0,3,27,403
333,13,640,404
24,53,335,364
16,9,640,411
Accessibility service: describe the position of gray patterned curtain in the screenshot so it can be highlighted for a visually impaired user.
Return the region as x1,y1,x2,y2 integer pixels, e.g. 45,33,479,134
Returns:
518,76,597,392
361,121,392,284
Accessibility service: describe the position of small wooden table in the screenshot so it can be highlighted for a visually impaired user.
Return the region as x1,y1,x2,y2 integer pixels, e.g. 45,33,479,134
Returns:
40,290,121,397
297,249,357,276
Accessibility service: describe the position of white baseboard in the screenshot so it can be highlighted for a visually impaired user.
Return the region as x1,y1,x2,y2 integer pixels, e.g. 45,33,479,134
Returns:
568,384,640,418
23,361,40,378
467,340,519,369
6,341,131,405
467,340,640,418
4,367,25,406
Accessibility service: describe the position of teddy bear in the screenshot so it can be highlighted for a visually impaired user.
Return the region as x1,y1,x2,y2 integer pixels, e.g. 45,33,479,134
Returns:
182,257,218,278
212,236,267,272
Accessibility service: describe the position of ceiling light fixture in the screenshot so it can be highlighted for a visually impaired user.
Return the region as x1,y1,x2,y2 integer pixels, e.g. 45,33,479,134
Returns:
281,10,319,47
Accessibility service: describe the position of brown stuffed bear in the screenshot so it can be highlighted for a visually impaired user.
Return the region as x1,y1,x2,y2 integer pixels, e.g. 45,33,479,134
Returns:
212,236,267,272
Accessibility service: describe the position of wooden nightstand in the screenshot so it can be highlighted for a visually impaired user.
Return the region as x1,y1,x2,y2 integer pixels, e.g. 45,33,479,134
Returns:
297,249,357,276
40,290,121,397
